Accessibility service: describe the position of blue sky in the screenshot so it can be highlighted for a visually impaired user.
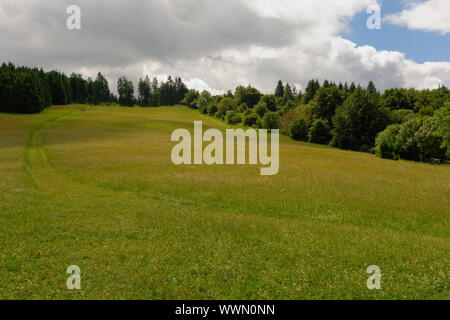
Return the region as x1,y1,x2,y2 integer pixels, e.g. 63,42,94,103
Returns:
342,1,450,63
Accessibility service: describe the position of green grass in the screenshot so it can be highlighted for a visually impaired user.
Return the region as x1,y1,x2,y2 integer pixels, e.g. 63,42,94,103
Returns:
0,105,448,300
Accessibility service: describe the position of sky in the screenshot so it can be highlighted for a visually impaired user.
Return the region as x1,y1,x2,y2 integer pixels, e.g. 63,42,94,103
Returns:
0,0,449,94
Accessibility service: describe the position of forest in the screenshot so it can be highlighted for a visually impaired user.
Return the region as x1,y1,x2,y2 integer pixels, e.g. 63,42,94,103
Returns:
0,62,448,163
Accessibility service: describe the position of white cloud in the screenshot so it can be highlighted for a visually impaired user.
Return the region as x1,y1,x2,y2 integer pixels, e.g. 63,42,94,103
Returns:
385,0,450,34
0,0,448,94
184,78,223,95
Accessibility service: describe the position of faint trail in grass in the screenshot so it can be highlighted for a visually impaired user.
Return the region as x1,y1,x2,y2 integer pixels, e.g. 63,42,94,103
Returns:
22,107,201,208
25,108,85,192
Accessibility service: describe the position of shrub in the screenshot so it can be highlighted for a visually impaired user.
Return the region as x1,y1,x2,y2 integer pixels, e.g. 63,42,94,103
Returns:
414,117,446,160
197,97,209,113
259,95,278,112
262,112,280,130
396,119,421,161
433,105,450,159
308,119,331,145
289,118,309,141
243,113,260,127
377,140,399,160
237,103,248,113
226,111,242,125
279,108,301,135
280,100,296,115
207,103,218,116
182,89,199,108
375,124,401,160
255,102,268,118
217,97,237,118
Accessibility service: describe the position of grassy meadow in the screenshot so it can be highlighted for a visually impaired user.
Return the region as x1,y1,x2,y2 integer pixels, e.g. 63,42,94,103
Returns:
0,105,448,299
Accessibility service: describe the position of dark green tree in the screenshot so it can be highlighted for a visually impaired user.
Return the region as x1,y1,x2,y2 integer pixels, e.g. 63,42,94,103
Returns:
275,80,284,97
367,81,377,94
117,76,135,107
93,72,111,105
312,86,344,123
262,112,280,130
137,76,151,107
308,119,331,144
331,87,388,150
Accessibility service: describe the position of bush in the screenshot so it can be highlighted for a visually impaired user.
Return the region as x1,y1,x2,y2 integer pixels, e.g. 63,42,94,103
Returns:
197,97,209,113
243,113,260,127
308,119,331,145
376,116,448,162
259,95,278,112
262,112,280,130
237,103,248,113
377,140,399,160
433,105,450,159
255,102,269,118
281,101,296,115
207,103,218,116
279,108,301,135
289,118,309,141
375,124,401,160
226,111,242,125
217,97,237,118
414,117,446,160
396,119,421,160
182,89,199,108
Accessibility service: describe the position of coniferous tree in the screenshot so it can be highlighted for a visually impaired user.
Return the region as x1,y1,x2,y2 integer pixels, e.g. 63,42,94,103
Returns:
367,80,377,94
117,76,135,107
275,80,284,97
150,77,160,106
86,77,95,104
138,76,151,107
70,73,88,104
282,84,294,105
303,79,321,104
174,76,188,104
47,71,68,105
93,72,110,105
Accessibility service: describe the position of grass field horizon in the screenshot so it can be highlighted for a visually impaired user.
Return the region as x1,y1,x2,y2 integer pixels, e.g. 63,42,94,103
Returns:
0,104,448,299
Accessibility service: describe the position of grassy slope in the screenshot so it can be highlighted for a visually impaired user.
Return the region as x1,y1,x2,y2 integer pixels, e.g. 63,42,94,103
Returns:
0,105,448,299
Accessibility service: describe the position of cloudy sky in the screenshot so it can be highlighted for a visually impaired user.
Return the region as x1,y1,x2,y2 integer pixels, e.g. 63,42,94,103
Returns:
0,0,449,94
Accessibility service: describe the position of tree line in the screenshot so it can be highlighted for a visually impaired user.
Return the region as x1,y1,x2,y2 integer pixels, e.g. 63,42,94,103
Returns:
0,62,188,113
181,79,449,163
1,62,448,163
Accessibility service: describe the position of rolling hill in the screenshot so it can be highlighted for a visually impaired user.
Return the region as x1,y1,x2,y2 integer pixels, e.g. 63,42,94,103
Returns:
0,105,448,299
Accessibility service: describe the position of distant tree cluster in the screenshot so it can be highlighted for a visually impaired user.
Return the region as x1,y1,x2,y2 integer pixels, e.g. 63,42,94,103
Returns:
181,82,303,132
0,62,188,113
375,105,449,161
182,77,449,163
118,75,188,107
1,61,448,163
0,62,116,113
136,76,187,107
